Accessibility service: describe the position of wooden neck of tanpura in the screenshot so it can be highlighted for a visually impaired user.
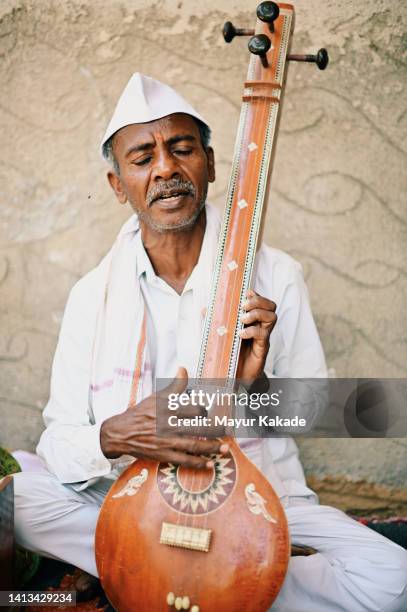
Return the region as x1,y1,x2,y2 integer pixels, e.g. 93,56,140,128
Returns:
196,4,295,382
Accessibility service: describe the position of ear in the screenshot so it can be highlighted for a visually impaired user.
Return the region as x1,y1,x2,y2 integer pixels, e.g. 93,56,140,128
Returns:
107,171,128,204
206,147,216,183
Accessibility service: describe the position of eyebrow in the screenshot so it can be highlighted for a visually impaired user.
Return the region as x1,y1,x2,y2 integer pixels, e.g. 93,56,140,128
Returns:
125,134,197,157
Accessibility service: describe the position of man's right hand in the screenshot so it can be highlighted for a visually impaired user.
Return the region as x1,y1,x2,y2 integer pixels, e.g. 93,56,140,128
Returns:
100,367,228,469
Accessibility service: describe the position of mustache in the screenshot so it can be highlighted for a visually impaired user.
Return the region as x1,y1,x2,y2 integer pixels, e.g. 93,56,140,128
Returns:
146,178,196,207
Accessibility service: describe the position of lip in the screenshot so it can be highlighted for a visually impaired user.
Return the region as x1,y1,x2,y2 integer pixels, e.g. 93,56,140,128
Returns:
153,193,192,210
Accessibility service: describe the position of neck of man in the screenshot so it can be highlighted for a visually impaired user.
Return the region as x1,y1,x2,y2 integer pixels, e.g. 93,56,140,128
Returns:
140,207,206,295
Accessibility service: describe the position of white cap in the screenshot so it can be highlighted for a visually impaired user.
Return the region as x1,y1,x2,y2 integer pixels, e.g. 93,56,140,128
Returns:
100,72,208,156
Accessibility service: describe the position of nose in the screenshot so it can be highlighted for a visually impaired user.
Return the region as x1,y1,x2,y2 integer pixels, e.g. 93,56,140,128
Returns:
151,148,181,182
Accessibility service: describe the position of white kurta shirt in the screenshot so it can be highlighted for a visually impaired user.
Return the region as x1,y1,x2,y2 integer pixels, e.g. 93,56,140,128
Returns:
37,204,327,504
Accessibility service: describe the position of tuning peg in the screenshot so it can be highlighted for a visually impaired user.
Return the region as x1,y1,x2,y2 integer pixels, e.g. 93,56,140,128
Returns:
256,1,280,33
223,21,255,43
287,48,329,70
248,34,272,68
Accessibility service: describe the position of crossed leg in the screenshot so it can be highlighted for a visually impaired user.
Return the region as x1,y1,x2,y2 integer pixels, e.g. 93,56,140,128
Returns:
14,472,407,611
14,471,109,576
272,502,407,612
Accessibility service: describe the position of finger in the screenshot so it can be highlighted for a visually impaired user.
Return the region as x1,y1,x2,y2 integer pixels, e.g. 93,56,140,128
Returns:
158,394,207,420
241,309,277,326
239,325,270,341
175,404,207,419
169,424,226,438
164,413,226,437
158,449,215,469
163,366,189,396
172,437,229,457
243,293,276,312
159,418,205,439
159,408,208,436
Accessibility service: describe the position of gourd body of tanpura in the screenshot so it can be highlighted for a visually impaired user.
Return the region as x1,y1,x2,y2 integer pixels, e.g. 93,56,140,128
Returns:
96,438,289,611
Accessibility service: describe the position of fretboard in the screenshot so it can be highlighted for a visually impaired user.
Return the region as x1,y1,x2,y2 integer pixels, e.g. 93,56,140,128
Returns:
196,4,294,381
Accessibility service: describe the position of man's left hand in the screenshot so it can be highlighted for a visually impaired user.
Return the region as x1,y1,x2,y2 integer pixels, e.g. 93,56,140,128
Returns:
237,289,277,385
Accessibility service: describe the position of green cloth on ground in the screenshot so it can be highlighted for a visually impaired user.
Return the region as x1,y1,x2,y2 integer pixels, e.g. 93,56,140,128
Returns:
0,446,41,584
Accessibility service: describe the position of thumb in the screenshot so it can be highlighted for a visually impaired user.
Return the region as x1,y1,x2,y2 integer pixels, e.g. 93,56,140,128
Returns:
165,366,189,396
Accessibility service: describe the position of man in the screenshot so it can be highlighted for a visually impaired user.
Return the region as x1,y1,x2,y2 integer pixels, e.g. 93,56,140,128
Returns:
14,74,407,611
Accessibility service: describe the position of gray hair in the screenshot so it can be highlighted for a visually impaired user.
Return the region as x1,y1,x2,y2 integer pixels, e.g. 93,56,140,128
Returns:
102,136,120,174
102,117,211,175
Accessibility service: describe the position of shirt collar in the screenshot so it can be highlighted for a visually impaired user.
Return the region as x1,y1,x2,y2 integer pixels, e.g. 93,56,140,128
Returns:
135,230,156,282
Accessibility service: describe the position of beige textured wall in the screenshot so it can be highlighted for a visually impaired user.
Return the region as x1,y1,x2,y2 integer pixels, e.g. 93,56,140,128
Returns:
1,0,406,508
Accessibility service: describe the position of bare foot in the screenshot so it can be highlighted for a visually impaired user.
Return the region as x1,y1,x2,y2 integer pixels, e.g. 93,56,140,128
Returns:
74,569,103,602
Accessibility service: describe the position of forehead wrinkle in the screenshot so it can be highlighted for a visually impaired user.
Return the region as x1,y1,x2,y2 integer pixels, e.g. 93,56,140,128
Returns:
115,114,201,159
124,133,198,158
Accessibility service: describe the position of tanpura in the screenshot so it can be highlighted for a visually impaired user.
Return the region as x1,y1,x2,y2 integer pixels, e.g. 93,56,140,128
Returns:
95,3,328,610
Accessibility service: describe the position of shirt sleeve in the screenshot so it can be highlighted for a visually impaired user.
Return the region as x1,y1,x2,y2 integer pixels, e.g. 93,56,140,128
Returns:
36,275,113,487
270,259,327,378
255,249,328,429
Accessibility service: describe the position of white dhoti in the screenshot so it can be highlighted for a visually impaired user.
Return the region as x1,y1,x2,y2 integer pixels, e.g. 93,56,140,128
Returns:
14,471,407,612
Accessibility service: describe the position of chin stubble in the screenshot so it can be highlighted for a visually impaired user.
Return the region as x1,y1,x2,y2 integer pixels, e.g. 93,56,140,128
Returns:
132,182,208,234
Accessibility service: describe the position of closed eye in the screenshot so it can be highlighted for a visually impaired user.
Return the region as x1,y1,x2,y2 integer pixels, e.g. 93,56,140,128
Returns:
174,148,193,155
133,156,152,166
